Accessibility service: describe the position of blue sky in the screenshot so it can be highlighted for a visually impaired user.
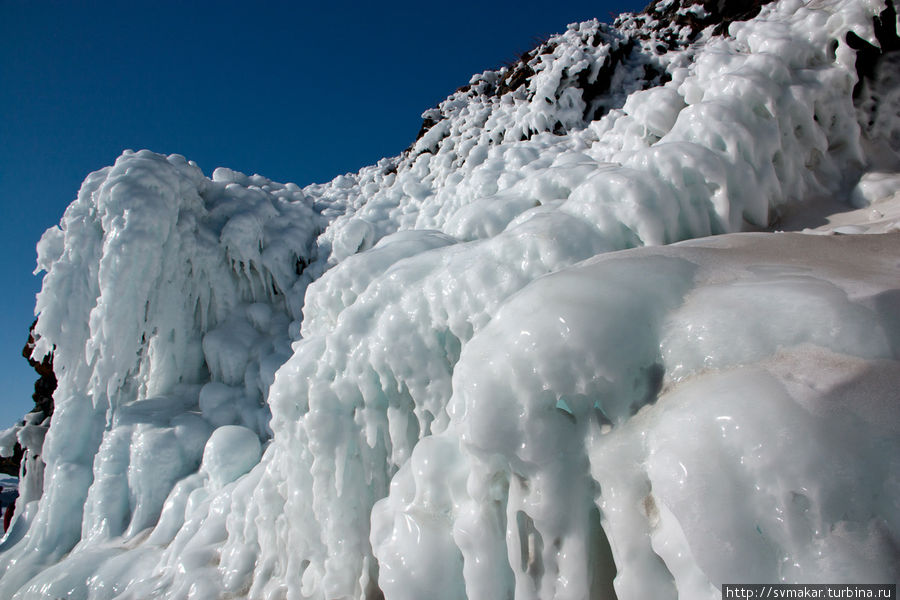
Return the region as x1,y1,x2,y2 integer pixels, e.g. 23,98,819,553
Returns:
0,0,646,429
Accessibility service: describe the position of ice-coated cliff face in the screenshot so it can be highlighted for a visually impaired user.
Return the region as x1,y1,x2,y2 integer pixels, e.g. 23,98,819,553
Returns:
1,0,899,598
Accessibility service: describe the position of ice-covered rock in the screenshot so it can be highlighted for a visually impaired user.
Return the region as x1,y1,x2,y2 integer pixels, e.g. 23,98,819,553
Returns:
2,0,899,598
373,233,900,600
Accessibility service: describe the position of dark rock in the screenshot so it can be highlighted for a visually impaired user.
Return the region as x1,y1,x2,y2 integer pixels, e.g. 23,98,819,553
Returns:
23,320,56,419
1,321,57,477
847,0,900,97
409,0,783,154
637,0,778,40
0,444,23,478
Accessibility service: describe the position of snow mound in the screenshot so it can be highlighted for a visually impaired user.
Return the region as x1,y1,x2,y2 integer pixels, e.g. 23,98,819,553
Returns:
2,0,899,598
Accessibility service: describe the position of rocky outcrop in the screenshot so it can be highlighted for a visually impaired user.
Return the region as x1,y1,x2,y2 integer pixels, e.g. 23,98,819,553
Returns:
22,320,56,419
0,322,56,477
413,0,779,146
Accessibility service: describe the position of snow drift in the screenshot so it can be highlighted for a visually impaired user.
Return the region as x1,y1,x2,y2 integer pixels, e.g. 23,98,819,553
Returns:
1,0,899,598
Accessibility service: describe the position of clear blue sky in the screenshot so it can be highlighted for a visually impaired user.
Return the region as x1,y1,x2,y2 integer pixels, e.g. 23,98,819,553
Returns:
0,0,646,429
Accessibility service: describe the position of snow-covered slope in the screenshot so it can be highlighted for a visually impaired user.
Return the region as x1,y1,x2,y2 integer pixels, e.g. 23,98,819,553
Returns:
1,0,899,598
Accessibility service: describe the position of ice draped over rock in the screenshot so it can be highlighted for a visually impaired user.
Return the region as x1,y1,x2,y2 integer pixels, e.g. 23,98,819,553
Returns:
1,0,899,598
0,153,321,594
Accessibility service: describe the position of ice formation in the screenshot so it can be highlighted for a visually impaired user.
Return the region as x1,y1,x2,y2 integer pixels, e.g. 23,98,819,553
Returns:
1,0,899,598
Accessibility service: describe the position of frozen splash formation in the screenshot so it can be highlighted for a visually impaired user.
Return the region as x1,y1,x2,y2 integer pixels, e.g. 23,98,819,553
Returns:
2,0,900,597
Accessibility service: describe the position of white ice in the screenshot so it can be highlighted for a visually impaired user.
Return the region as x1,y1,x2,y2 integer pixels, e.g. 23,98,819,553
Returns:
1,0,899,598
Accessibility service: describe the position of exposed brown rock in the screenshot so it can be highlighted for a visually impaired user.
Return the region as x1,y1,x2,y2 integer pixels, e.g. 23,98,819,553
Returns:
1,321,57,477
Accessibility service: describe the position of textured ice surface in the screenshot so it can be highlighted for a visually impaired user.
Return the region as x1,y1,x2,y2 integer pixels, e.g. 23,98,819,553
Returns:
2,0,900,598
373,233,900,600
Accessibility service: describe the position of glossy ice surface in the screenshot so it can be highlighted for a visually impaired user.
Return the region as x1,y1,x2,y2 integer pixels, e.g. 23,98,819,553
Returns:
1,0,899,597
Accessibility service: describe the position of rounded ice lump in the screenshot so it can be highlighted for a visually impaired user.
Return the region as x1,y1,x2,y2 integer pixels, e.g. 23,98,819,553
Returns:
201,426,262,489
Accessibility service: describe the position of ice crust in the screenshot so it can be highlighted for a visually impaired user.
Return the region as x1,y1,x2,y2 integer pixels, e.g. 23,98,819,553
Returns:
2,0,900,598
